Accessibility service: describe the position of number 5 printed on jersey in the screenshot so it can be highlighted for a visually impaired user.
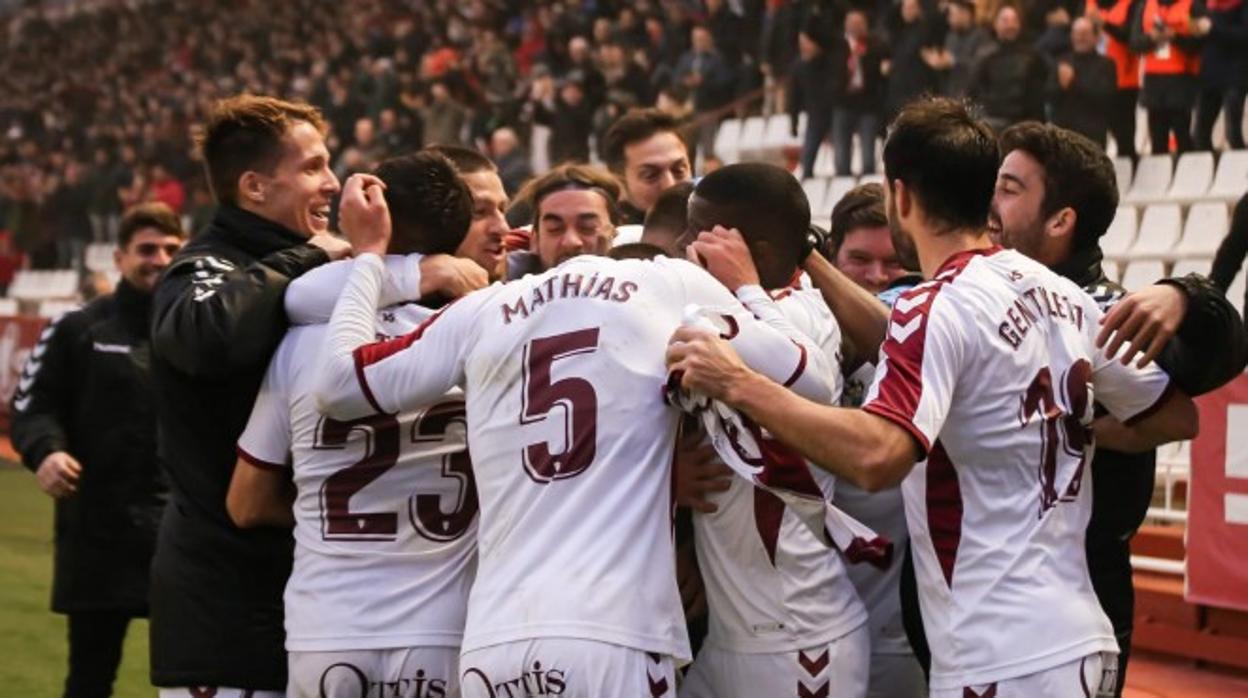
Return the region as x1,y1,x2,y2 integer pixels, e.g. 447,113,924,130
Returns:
521,328,601,483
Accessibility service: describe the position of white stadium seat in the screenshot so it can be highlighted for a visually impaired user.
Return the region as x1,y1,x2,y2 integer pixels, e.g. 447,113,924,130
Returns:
1113,157,1133,199
803,178,828,221
85,243,115,273
1101,206,1138,258
820,177,858,220
763,113,801,154
1166,151,1214,202
7,270,79,302
1208,149,1248,201
1129,204,1181,257
712,118,742,164
37,299,79,319
1125,155,1172,204
812,143,836,178
1102,259,1121,283
1170,258,1212,278
1120,260,1166,292
857,173,884,187
1174,202,1229,257
0,298,18,316
738,116,768,161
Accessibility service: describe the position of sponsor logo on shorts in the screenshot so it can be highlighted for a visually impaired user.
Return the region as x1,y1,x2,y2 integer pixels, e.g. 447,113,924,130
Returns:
461,662,566,697
318,662,448,698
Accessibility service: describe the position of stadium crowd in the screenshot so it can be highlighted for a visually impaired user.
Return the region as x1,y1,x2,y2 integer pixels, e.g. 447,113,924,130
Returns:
2,0,1246,273
4,1,1248,698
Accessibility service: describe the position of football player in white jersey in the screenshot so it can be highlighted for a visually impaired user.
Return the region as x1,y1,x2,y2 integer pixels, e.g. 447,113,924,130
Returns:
313,166,837,697
668,164,871,698
226,152,487,698
666,98,1199,698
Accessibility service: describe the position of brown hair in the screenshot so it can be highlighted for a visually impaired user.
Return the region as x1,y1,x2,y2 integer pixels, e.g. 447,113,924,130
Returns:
119,201,186,247
516,164,623,226
197,95,328,205
601,108,688,174
828,183,888,257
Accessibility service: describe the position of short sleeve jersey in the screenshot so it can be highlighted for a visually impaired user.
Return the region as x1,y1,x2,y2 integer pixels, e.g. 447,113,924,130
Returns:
693,287,869,653
323,255,834,663
862,247,1173,690
237,304,478,652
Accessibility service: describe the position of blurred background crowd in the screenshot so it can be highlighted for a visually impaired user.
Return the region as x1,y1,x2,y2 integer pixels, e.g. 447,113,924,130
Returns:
0,0,1244,283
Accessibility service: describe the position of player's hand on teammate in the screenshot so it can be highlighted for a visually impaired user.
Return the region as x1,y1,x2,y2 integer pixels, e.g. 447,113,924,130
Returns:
307,234,353,261
674,429,732,514
666,326,753,402
36,451,82,499
1097,283,1187,368
338,173,391,256
418,255,489,300
688,226,761,291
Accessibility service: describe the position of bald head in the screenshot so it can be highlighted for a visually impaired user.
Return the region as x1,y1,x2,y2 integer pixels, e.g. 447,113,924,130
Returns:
1071,17,1097,52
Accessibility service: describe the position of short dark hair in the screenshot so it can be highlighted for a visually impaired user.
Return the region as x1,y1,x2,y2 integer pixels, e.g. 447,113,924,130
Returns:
601,108,687,174
693,163,810,272
424,144,498,175
197,95,328,205
998,122,1119,252
516,164,623,226
828,183,888,257
119,201,185,248
882,97,998,232
374,151,474,256
642,181,694,240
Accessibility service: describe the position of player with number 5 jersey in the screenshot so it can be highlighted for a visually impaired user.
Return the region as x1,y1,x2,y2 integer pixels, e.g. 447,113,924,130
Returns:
315,169,836,698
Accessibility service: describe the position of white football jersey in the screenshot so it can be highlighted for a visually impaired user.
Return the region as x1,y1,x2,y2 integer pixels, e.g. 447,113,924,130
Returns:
314,254,836,664
237,303,477,653
693,286,868,653
862,247,1173,690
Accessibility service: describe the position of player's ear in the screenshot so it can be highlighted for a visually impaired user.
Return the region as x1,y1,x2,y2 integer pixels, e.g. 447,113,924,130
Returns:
1047,206,1076,241
238,170,266,205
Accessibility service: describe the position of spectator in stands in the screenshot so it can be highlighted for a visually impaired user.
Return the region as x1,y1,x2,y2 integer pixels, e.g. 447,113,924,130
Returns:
45,160,92,271
419,81,469,147
1133,0,1210,154
1087,0,1144,159
1032,0,1077,59
80,271,114,303
1049,18,1119,147
602,108,693,225
148,163,186,215
883,0,942,123
970,4,1050,130
790,18,840,180
531,70,595,164
834,10,886,176
1211,192,1248,311
10,201,186,698
1192,0,1247,151
705,0,748,66
676,24,738,154
489,127,534,198
929,0,993,98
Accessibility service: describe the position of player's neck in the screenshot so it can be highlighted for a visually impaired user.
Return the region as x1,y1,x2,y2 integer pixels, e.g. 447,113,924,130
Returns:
916,227,994,279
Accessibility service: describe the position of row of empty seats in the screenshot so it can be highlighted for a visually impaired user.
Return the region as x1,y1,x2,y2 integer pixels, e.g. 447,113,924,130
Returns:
7,270,79,302
1102,201,1233,261
1120,150,1247,205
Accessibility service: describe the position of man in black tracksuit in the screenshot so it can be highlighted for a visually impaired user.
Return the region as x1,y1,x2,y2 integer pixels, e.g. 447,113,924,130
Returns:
147,95,351,694
992,122,1247,695
11,202,186,698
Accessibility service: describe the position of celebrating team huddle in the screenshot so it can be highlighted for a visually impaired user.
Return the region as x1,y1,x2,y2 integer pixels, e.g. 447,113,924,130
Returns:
126,94,1220,698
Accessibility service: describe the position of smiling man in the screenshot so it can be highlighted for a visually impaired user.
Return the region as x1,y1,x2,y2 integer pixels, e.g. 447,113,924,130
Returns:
602,108,693,225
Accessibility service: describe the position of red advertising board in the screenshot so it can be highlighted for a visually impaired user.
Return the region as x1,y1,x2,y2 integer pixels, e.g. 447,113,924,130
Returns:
1187,373,1248,611
0,314,50,432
